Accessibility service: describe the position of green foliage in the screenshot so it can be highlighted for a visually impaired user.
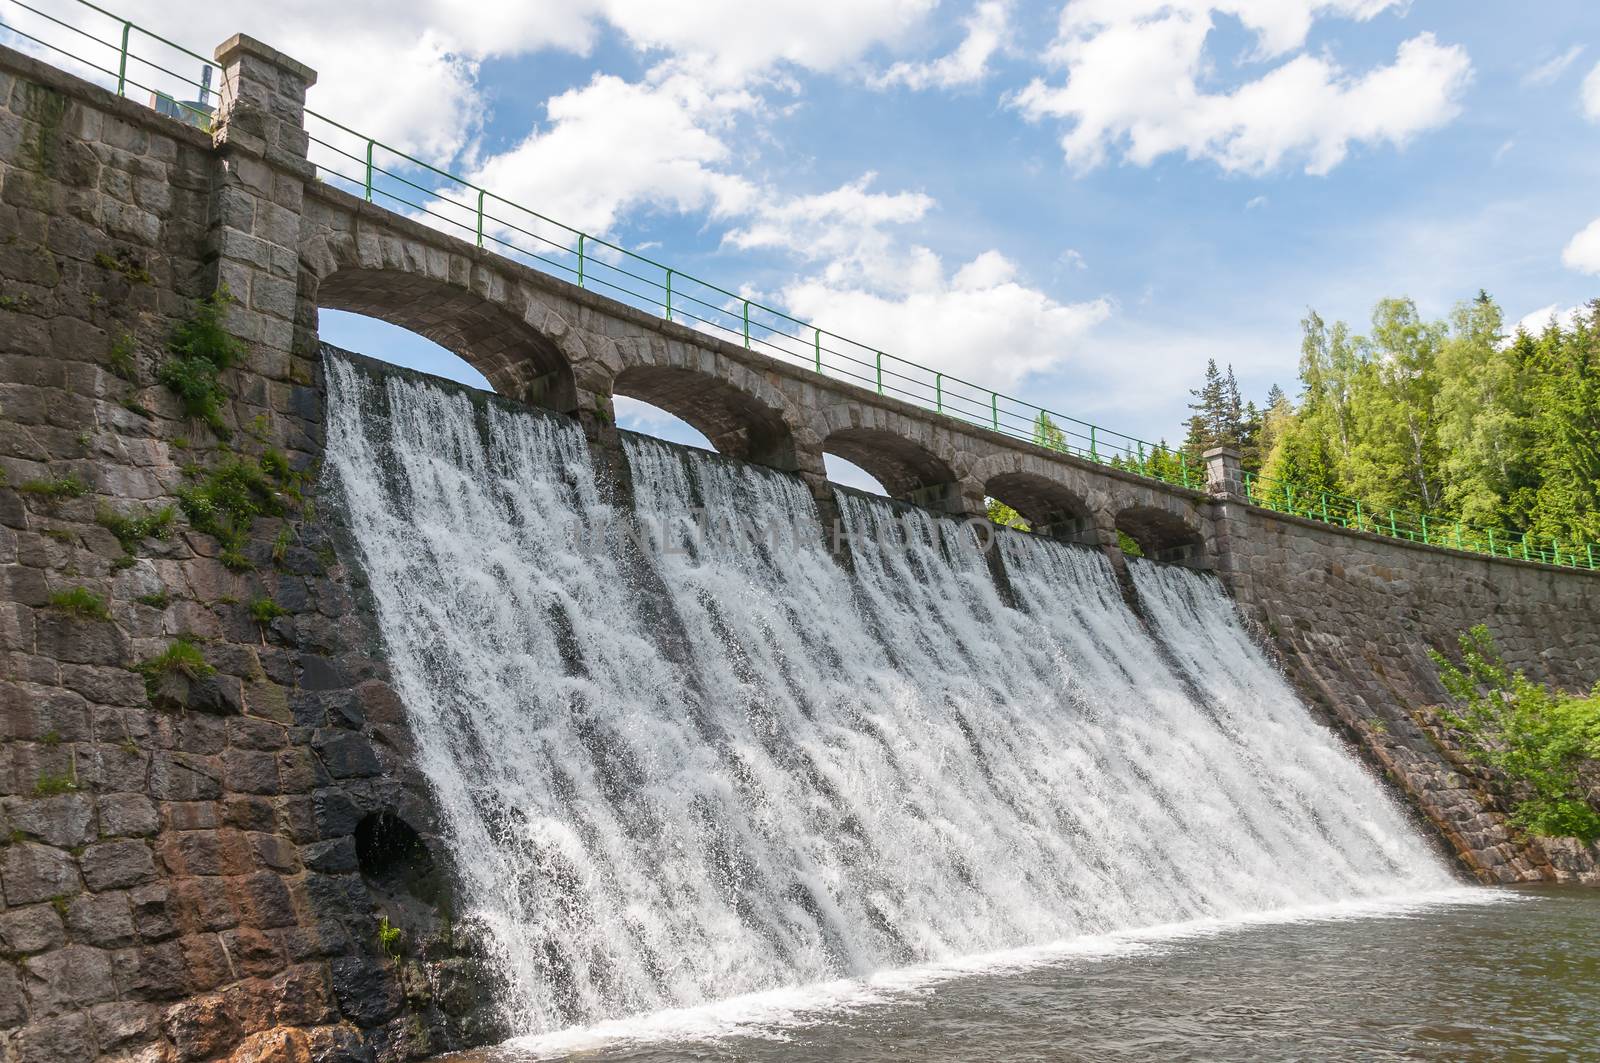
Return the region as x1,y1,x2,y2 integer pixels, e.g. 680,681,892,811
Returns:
1218,295,1600,556
377,915,403,959
92,249,151,285
108,330,138,381
135,590,170,608
18,474,88,500
1431,625,1600,843
1183,358,1262,471
1032,411,1066,451
271,527,292,564
46,586,110,621
986,498,1030,532
138,637,215,691
176,455,294,570
40,730,61,747
1117,530,1145,558
159,288,245,432
249,596,288,624
96,504,175,555
33,773,78,796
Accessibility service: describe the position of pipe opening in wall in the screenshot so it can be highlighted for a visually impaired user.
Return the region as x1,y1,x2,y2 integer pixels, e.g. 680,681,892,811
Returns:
355,811,438,897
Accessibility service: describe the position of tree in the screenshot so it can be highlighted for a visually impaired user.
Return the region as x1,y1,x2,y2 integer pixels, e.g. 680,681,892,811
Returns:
987,497,1029,531
1435,291,1532,531
1033,411,1066,452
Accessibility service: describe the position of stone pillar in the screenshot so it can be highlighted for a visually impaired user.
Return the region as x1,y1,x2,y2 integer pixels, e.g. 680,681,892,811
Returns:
206,35,317,380
1203,446,1244,501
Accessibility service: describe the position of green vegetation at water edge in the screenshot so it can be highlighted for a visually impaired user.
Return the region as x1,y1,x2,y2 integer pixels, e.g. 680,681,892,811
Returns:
1431,625,1600,843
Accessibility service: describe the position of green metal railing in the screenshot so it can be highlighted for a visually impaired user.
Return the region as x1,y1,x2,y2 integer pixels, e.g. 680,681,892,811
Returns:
4,0,1598,572
298,108,1205,492
0,0,222,128
1244,472,1598,570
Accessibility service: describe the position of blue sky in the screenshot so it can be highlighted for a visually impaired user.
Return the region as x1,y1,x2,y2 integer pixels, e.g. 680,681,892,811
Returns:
15,1,1600,486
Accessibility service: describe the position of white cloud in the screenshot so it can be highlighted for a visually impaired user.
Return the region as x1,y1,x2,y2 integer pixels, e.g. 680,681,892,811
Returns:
780,253,1112,389
466,67,760,237
1513,303,1583,337
1583,61,1600,121
1010,1,1471,175
1562,218,1600,275
1245,195,1268,210
870,0,1010,91
1060,248,1089,269
1522,45,1585,87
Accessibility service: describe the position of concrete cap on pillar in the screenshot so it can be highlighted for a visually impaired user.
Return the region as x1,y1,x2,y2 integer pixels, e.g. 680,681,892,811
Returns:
213,34,318,87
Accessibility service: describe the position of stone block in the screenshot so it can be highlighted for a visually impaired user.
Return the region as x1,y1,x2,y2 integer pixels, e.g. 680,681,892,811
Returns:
98,792,159,837
66,889,136,947
4,791,94,847
81,838,156,891
1,841,80,905
0,902,65,954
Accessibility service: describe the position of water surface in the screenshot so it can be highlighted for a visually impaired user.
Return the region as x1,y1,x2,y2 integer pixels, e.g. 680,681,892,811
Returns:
468,888,1599,1062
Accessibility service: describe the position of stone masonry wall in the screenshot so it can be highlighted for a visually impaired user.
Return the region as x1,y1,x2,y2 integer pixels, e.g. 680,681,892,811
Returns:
1212,498,1600,884
0,42,501,1063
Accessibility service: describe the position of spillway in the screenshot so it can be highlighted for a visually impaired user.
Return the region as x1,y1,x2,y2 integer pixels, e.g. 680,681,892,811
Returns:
321,353,1453,1037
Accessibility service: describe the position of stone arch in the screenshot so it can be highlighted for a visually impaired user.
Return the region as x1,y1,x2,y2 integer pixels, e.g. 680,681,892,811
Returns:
821,426,964,511
1116,504,1207,567
300,231,582,414
983,470,1100,546
612,363,804,472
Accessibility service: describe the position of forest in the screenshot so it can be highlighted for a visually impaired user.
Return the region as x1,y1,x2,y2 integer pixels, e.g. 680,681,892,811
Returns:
1176,294,1600,555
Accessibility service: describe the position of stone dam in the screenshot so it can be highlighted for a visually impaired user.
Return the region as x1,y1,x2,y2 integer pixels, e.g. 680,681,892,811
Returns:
1,31,1598,1063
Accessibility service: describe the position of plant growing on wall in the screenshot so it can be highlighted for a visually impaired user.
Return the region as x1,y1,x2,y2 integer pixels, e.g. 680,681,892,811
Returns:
158,287,245,433
1431,625,1600,843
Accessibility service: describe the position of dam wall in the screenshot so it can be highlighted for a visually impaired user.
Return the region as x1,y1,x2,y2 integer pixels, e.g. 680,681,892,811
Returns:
0,31,1596,1063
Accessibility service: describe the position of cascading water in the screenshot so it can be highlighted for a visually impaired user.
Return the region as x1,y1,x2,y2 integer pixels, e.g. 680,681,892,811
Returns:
322,352,1454,1040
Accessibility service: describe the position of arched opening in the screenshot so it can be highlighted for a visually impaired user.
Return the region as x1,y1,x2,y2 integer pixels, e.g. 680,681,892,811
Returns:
825,455,887,495
822,428,960,513
316,268,576,412
983,472,1099,546
612,365,798,470
613,396,716,452
1115,504,1207,567
319,310,493,391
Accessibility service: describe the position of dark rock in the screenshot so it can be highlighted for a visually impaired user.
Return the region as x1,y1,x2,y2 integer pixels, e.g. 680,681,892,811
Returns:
330,955,403,1028
5,791,95,847
98,792,159,837
301,837,359,874
315,731,381,779
129,882,179,941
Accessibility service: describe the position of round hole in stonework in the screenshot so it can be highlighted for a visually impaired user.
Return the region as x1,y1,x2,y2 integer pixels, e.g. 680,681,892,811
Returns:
354,811,435,892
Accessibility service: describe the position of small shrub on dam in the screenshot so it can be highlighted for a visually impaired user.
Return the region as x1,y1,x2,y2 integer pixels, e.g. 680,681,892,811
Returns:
159,287,244,433
46,586,111,621
1432,626,1600,843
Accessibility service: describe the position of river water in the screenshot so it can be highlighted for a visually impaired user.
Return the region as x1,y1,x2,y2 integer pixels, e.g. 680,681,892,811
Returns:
464,887,1600,1061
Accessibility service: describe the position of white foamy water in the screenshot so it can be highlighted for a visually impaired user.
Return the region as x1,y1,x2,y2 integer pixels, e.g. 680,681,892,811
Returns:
322,354,1457,1040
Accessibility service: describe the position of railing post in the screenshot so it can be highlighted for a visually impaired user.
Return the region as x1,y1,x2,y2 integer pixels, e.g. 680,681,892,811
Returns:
1089,425,1097,462
814,327,822,372
742,300,750,348
875,351,882,394
1454,523,1462,549
666,270,673,322
1355,499,1363,532
578,233,585,288
1421,514,1429,545
1488,528,1495,555
116,21,130,96
1389,510,1397,537
363,139,373,202
1588,543,1594,570
1320,492,1329,523
935,372,942,412
1522,537,1529,561
990,392,998,430
475,189,484,248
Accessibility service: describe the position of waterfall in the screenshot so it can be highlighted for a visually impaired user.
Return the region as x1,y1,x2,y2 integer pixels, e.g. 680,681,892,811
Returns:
322,353,1453,1038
